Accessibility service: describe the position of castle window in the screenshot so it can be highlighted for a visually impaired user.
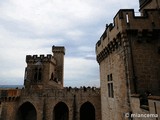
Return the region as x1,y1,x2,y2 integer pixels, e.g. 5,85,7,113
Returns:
38,68,42,80
34,68,38,81
34,68,42,82
107,74,114,98
50,72,54,80
139,91,149,110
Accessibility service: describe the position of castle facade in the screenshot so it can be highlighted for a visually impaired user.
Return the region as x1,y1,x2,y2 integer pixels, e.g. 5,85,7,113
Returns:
96,0,160,119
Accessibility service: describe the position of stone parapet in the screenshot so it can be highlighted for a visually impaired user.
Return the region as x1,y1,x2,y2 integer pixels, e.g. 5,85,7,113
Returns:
52,45,65,55
96,9,160,64
26,54,56,64
20,87,100,97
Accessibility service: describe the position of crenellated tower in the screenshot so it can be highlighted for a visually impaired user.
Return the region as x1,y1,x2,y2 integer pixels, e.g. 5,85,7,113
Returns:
52,46,65,86
24,45,65,89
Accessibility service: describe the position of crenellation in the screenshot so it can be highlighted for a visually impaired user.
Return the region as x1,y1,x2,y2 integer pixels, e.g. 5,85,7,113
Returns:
19,87,100,98
26,54,55,63
96,9,160,51
96,25,158,62
64,86,100,93
52,45,65,55
40,54,44,59
33,55,37,59
109,23,114,31
26,54,52,60
47,54,52,58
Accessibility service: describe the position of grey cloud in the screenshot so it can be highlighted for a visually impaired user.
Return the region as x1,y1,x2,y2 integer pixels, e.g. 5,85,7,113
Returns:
0,0,139,86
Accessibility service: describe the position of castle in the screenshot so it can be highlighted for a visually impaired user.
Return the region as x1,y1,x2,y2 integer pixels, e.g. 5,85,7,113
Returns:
0,0,160,120
0,46,101,120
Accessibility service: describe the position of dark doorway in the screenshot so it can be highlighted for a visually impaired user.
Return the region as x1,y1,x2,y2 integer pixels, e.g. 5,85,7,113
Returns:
17,102,37,120
80,102,95,120
53,102,69,120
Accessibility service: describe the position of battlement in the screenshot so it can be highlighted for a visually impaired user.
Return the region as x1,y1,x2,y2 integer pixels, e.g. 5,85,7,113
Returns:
65,86,100,93
97,9,160,45
20,87,100,97
52,45,65,55
26,54,56,64
96,9,160,63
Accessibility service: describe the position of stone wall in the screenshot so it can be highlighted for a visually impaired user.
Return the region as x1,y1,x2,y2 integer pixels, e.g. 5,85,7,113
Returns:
0,87,101,120
130,95,160,120
129,31,160,95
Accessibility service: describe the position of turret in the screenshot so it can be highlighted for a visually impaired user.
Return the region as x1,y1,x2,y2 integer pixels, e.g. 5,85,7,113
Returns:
52,46,65,86
24,46,65,89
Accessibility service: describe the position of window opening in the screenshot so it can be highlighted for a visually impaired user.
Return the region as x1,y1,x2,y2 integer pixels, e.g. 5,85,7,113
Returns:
107,74,114,98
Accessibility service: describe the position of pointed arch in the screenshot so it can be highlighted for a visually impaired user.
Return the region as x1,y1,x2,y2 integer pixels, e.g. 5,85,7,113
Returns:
53,102,69,120
80,101,95,120
17,102,37,120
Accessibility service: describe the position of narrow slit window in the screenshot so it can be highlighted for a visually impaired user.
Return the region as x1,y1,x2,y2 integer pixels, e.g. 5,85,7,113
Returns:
126,13,129,23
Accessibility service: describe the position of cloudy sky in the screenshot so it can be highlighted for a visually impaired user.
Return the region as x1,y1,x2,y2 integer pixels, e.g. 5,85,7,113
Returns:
0,0,139,87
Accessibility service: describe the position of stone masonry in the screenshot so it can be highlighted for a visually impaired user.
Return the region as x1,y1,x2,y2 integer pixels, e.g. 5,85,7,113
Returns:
96,0,160,120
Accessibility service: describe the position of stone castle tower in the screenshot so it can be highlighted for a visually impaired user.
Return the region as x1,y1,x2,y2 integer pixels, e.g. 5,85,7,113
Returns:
24,46,65,89
96,0,160,120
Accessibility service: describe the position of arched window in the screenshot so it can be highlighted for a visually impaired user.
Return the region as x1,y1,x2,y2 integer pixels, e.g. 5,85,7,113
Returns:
53,102,69,120
17,102,37,120
80,102,95,120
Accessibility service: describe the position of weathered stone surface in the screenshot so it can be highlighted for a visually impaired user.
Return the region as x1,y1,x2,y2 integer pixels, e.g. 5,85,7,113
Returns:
96,0,160,120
